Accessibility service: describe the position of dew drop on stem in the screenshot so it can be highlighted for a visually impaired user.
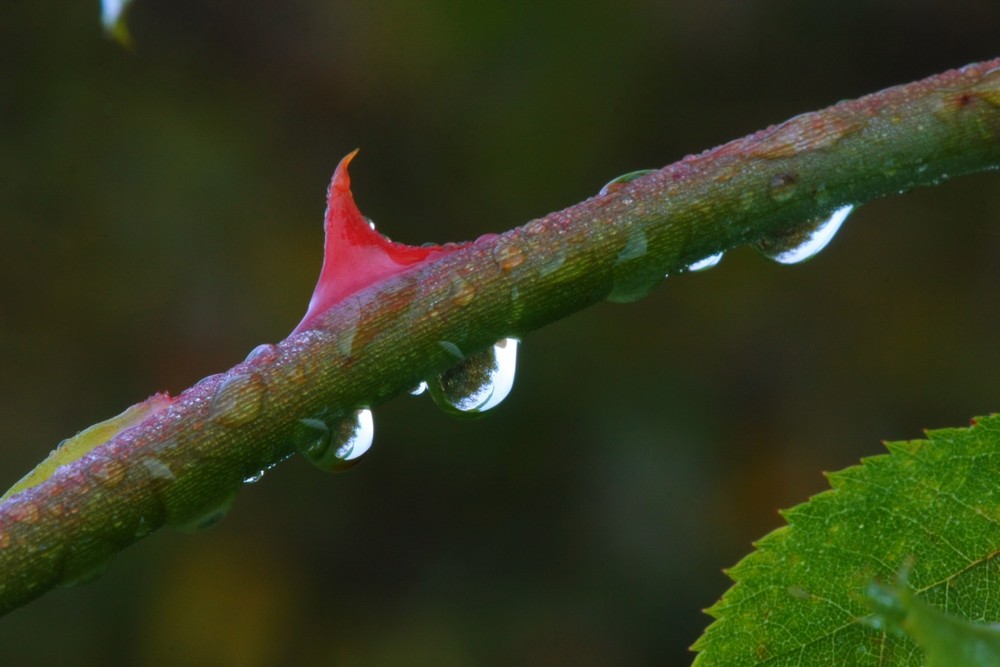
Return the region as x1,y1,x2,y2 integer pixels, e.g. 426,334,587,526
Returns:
209,373,267,427
492,240,526,272
427,338,518,417
245,343,278,364
599,169,658,196
61,551,116,588
607,227,663,303
295,410,374,472
172,488,240,533
753,204,854,265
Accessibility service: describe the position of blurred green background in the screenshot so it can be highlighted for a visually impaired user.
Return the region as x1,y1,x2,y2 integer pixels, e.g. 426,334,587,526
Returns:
2,2,999,665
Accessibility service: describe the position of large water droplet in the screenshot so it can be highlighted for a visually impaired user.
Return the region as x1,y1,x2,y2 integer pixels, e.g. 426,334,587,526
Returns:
753,204,854,265
409,381,429,396
599,169,657,196
210,373,267,427
686,252,723,272
428,338,518,417
296,410,374,472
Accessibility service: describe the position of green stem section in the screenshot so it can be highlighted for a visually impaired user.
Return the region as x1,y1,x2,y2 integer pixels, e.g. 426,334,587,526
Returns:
1,59,998,616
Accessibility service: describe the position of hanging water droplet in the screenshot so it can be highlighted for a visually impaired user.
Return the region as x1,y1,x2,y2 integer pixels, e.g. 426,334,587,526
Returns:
753,204,854,265
599,169,657,196
686,252,723,272
409,381,428,396
365,216,377,230
172,489,239,533
428,339,518,417
296,410,374,472
243,471,264,484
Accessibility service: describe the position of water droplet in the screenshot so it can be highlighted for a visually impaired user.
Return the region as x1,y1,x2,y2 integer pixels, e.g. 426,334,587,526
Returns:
973,66,1000,107
296,410,374,472
768,172,799,202
428,338,518,417
449,273,476,307
172,489,239,533
61,550,115,588
91,458,127,488
538,247,567,277
245,343,278,364
409,382,428,396
615,227,648,264
133,516,153,539
142,457,175,481
607,271,663,303
366,217,377,230
243,471,264,484
492,240,526,272
606,226,661,303
210,373,266,427
599,169,657,196
753,204,854,265
686,252,724,272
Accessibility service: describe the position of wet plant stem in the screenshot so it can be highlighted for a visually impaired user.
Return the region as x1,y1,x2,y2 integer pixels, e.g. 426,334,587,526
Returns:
0,58,998,616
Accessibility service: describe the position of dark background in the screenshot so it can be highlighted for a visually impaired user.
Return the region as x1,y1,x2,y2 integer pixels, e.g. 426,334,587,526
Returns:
2,2,999,665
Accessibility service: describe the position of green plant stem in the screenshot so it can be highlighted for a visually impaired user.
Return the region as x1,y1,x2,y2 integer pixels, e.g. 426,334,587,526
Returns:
1,58,998,616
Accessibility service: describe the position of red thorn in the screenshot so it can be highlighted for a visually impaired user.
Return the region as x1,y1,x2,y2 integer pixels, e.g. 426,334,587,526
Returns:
292,151,467,334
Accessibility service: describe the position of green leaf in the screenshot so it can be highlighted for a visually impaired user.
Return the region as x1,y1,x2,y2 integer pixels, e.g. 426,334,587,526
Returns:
866,577,1000,667
692,415,1000,666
